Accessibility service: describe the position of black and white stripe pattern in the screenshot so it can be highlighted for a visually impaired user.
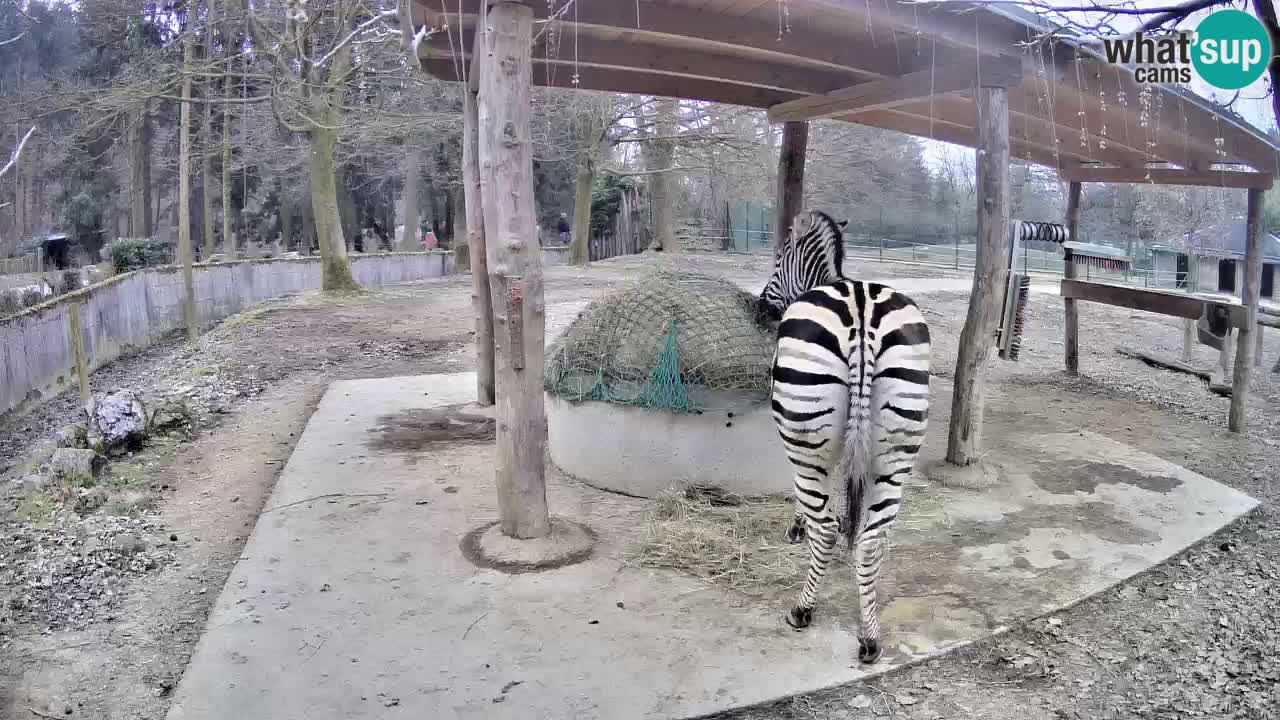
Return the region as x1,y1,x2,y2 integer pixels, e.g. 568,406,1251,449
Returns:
756,211,846,325
760,210,931,665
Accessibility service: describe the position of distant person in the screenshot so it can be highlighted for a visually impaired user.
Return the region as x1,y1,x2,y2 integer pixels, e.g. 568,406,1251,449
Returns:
557,213,571,246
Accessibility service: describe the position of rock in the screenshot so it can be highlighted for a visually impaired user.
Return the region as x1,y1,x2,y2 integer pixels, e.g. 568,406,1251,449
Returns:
72,487,110,514
87,390,148,452
22,439,58,474
11,473,49,493
110,533,147,555
55,423,89,449
50,448,101,486
148,399,193,435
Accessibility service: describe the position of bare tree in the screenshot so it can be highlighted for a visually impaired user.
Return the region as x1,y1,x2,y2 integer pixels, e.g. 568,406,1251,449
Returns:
238,0,401,291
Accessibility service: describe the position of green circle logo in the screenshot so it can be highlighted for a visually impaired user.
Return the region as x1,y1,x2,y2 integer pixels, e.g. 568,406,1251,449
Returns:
1192,9,1272,90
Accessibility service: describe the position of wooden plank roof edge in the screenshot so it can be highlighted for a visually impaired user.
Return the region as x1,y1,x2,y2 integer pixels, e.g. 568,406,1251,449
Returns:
981,3,1280,158
765,56,1023,122
1058,165,1274,189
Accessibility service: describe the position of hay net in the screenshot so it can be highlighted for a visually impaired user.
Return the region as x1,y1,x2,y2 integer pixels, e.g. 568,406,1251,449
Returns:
545,270,775,413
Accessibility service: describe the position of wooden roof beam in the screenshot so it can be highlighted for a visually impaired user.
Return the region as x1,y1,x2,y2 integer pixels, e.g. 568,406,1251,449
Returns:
1058,166,1274,190
421,56,804,108
426,29,869,96
846,108,1085,170
766,56,1021,123
413,0,960,81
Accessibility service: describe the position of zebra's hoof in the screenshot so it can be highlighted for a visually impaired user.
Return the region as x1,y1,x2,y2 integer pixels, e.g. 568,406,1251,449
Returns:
857,638,882,664
785,607,812,630
784,523,806,544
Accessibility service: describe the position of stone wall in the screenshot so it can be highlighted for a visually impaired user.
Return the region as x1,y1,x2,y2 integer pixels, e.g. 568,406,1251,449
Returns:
0,252,454,417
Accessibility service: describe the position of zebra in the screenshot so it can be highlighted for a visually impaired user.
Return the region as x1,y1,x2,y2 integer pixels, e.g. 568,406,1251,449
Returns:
757,209,932,665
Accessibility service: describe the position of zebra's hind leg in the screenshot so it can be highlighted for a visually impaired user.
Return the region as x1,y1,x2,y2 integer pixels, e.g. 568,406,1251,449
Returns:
784,506,806,544
785,509,839,630
853,532,886,663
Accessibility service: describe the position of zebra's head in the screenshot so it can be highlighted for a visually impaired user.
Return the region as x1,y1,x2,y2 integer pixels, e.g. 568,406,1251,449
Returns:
756,210,847,326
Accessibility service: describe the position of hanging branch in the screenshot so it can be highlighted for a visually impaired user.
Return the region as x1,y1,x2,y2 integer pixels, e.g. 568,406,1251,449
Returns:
0,125,35,179
0,30,24,47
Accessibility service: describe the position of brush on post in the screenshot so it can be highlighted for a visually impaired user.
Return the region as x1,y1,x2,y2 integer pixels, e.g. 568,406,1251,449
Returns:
1001,274,1031,361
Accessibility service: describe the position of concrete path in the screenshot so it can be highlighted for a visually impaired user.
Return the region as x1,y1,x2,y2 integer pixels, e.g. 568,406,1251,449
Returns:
166,371,1257,720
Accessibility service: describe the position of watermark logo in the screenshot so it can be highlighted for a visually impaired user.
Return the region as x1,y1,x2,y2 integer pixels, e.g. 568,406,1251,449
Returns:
1101,9,1272,90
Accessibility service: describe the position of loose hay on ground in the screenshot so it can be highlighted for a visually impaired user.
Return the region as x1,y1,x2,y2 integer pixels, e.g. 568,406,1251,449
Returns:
630,486,806,595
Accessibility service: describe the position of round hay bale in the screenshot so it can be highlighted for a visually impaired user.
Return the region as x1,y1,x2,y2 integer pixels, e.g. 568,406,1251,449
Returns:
545,270,789,498
545,270,774,412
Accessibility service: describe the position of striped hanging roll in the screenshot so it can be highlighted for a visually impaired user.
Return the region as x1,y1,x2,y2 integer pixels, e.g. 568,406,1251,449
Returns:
1016,221,1071,245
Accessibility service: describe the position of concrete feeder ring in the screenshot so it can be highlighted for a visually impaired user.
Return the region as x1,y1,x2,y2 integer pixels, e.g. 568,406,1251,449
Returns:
545,390,792,498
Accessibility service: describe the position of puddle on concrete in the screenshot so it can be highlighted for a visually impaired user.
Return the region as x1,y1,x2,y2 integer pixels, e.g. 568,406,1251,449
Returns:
366,404,496,454
1031,461,1183,496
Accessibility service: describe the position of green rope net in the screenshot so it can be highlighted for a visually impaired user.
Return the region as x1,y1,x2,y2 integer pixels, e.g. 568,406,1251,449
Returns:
545,270,774,414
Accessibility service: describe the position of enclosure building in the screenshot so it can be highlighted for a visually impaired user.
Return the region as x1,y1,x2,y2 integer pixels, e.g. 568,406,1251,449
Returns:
1151,220,1280,299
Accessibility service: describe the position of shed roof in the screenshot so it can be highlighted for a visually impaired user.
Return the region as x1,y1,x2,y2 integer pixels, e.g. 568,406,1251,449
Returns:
411,0,1280,182
1064,241,1132,261
1154,220,1280,262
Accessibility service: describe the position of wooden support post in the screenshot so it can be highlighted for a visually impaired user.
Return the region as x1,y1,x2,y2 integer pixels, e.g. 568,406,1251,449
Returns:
773,121,808,256
1256,324,1264,367
946,85,1010,467
463,47,496,406
67,302,91,408
1063,181,1082,374
1229,188,1266,432
478,1,551,539
1183,319,1195,363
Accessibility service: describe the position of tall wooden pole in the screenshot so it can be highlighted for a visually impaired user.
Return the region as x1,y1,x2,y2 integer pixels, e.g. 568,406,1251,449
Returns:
946,85,1010,466
464,47,496,406
1062,181,1082,373
478,1,550,539
1229,188,1266,432
773,121,808,255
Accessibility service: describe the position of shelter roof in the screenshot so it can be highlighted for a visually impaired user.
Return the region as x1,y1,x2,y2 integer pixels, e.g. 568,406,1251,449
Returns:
411,0,1280,184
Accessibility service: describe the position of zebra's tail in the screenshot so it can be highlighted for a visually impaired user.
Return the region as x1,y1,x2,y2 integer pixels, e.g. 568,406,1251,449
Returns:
837,331,875,549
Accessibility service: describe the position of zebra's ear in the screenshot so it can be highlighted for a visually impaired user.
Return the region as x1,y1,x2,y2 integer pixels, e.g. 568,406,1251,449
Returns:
837,220,848,229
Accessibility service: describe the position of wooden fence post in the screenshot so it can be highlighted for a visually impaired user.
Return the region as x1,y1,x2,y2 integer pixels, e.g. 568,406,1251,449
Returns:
946,85,1010,467
1063,181,1082,373
1229,188,1265,432
773,121,808,256
67,302,91,407
478,1,551,539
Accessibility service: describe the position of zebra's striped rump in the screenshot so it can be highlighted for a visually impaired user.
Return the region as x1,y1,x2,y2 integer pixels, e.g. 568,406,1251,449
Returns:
770,278,931,661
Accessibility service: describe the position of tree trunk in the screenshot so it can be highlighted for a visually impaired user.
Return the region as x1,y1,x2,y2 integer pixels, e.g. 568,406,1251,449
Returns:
13,127,26,241
444,188,454,242
463,48,495,404
1063,181,1082,373
571,111,595,266
773,121,808,257
1230,188,1265,432
478,1,549,539
308,120,359,291
200,3,216,261
946,86,1010,467
650,98,677,252
129,104,153,238
178,33,198,342
222,97,235,258
401,147,422,250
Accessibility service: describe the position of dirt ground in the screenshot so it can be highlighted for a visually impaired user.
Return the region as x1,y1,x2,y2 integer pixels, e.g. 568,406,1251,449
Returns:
2,251,1278,720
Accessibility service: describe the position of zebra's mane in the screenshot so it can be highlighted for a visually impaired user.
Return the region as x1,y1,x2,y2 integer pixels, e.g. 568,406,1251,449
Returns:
794,209,846,279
